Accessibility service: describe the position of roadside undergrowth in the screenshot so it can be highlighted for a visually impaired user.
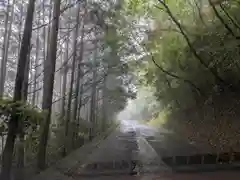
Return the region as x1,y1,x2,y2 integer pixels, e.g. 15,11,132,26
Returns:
149,94,240,152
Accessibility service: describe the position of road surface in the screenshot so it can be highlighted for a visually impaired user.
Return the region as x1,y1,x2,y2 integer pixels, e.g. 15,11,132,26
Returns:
76,120,173,176
76,119,240,179
69,119,206,178
31,120,240,180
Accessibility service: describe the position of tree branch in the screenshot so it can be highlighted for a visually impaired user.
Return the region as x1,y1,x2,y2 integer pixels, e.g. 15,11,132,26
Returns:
150,52,205,97
157,0,229,87
32,0,84,31
219,3,240,31
208,0,237,38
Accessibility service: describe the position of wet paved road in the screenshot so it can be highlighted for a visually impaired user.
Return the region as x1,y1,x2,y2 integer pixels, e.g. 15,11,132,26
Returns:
70,120,240,179
31,120,240,180
76,121,161,175
128,120,202,157
77,129,137,175
64,120,172,179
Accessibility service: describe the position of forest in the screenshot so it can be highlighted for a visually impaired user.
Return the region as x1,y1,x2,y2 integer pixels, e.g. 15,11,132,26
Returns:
131,0,240,156
0,0,240,179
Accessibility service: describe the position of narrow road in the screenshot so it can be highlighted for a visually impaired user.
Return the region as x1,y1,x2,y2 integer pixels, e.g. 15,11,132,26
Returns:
31,120,240,180
66,120,172,179
78,129,138,175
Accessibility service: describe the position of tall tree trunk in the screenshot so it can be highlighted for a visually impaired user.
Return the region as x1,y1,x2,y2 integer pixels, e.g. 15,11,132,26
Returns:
76,80,84,133
63,2,81,156
32,12,40,106
12,0,23,161
28,48,33,103
0,0,10,97
95,88,99,134
0,0,35,179
60,19,71,124
46,0,53,49
89,42,98,141
15,45,31,180
37,0,61,170
0,0,16,97
17,0,24,55
71,4,86,149
58,50,63,113
37,0,47,107
89,81,96,140
75,80,84,146
101,77,107,132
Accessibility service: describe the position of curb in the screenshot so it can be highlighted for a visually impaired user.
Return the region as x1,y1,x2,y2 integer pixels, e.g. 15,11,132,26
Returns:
172,163,240,173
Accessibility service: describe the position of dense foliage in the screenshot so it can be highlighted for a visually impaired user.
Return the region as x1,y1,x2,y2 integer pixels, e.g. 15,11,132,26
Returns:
128,0,240,150
0,0,136,179
2,0,240,179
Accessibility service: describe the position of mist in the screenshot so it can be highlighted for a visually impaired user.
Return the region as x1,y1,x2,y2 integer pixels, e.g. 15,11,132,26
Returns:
117,86,160,122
